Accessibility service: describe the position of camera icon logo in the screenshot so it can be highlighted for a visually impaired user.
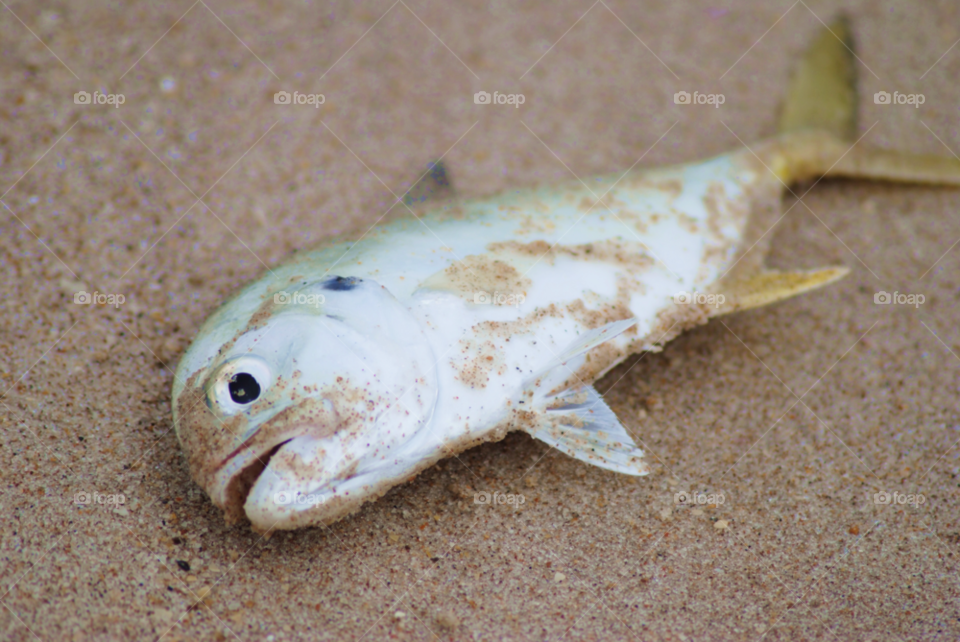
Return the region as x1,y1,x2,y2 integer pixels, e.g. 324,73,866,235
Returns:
674,491,692,505
274,91,291,105
674,91,691,105
74,91,91,105
74,491,91,504
874,91,891,105
74,291,92,305
274,291,291,305
873,491,892,505
474,91,491,105
874,291,891,304
473,290,491,304
673,291,692,304
474,491,490,504
273,491,294,505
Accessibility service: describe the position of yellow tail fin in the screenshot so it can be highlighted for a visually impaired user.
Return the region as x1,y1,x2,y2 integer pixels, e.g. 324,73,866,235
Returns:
765,16,960,186
778,15,857,140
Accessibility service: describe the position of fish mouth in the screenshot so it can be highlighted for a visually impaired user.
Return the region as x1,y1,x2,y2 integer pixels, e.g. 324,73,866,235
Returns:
211,425,343,528
219,438,293,524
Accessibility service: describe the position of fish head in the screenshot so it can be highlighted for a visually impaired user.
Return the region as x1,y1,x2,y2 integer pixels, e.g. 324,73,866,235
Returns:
172,275,438,531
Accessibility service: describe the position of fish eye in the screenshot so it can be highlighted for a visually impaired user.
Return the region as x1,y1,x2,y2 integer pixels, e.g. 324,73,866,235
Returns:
228,373,260,404
206,355,272,414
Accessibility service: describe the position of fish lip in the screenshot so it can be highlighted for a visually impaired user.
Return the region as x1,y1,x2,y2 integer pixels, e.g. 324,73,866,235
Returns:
216,436,266,476
212,435,295,519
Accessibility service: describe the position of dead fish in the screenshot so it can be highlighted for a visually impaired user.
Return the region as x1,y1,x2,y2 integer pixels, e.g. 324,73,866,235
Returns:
172,17,960,532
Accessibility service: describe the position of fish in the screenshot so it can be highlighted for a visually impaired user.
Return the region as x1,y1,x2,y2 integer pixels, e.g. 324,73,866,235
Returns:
172,16,960,532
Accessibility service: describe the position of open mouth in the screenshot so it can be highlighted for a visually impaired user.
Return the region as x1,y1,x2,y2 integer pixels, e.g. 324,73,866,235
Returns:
220,438,292,522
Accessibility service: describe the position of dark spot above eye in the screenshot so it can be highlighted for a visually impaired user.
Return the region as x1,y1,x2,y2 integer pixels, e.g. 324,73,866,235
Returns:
322,275,360,291
229,372,261,404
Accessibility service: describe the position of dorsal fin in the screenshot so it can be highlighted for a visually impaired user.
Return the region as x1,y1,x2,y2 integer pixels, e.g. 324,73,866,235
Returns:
402,161,453,206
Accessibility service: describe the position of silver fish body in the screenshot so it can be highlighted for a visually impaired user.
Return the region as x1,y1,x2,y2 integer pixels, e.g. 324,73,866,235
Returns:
173,139,808,531
173,16,960,531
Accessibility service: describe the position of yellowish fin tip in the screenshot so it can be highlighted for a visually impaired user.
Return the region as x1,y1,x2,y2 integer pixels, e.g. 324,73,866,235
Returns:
712,267,850,316
778,15,857,141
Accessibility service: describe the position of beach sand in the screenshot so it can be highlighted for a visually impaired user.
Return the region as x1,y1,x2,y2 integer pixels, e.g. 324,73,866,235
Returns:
2,0,959,639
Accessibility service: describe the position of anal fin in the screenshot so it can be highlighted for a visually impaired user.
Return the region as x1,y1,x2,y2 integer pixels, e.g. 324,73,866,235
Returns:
528,385,649,476
711,266,849,316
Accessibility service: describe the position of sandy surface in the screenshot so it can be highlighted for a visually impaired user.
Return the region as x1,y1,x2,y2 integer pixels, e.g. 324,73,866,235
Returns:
2,0,960,640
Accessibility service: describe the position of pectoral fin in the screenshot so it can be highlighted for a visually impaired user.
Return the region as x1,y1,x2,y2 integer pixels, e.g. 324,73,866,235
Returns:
528,385,649,476
523,317,637,387
710,267,849,316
